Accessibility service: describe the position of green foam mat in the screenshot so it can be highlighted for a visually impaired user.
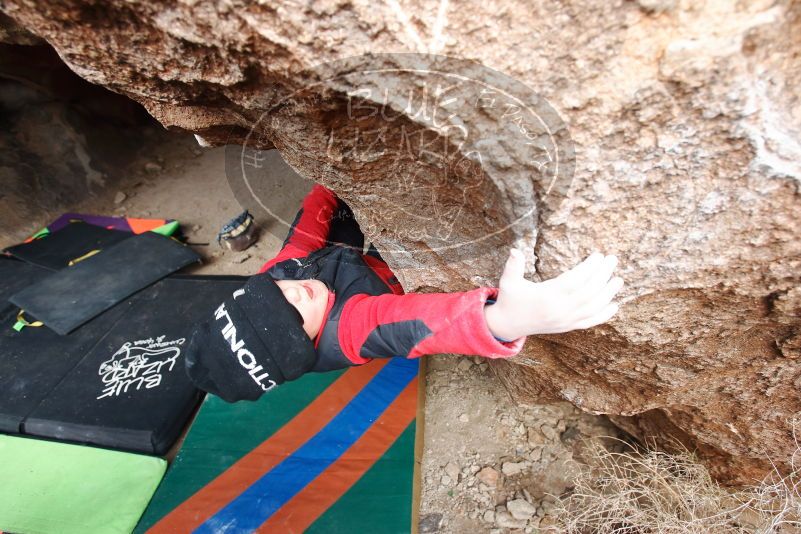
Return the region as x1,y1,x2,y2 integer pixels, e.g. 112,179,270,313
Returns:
0,435,166,534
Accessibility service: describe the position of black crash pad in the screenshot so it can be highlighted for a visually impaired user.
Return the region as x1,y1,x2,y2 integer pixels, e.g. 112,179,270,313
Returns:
0,258,133,433
2,221,131,271
10,232,200,335
0,258,49,304
23,275,246,455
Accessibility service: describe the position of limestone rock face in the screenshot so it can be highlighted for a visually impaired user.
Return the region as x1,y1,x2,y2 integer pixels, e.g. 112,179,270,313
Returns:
1,0,799,485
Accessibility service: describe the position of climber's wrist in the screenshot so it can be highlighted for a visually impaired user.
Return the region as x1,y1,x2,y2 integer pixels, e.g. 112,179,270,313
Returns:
483,300,520,342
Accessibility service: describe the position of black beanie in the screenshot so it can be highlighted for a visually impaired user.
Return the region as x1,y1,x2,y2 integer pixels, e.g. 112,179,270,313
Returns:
184,273,318,402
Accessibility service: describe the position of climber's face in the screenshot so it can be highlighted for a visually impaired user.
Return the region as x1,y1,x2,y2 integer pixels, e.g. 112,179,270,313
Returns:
274,279,330,339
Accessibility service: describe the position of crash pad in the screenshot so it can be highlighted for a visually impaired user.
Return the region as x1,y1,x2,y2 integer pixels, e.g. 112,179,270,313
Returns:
0,434,166,534
31,212,175,237
2,220,131,271
22,275,246,454
136,357,420,534
10,232,200,335
0,258,132,434
0,257,50,306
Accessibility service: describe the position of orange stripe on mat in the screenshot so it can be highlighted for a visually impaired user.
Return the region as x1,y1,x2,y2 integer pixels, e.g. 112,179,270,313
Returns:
149,360,388,533
126,217,167,234
256,378,418,534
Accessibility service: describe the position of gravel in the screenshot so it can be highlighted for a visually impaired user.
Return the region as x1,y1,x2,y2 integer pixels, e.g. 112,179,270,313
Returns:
420,354,623,533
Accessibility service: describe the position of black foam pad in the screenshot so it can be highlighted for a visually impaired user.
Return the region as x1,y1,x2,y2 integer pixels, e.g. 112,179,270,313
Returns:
2,221,131,271
23,275,245,455
10,232,200,335
0,258,132,433
0,257,48,304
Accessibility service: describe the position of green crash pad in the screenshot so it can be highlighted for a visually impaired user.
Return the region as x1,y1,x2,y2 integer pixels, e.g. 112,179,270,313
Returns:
0,435,166,534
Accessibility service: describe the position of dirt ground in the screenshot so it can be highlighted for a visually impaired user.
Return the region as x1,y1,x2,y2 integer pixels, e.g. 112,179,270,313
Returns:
0,125,622,533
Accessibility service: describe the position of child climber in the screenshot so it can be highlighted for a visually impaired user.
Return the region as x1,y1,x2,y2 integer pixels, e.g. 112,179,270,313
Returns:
184,185,623,402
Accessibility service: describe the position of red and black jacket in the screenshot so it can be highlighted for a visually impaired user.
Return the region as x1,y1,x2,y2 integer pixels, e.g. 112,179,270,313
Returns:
258,185,525,371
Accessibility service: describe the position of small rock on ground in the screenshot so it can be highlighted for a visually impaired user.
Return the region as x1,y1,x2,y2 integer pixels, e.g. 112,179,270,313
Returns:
507,498,537,520
419,512,443,533
476,466,499,487
501,461,529,476
144,161,163,173
495,510,526,529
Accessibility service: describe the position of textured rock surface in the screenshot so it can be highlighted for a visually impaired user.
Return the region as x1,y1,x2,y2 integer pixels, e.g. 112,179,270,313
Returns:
0,11,40,45
2,0,799,484
0,44,156,238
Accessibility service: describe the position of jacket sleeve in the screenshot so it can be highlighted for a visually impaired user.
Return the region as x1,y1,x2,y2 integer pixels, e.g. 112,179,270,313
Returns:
258,184,338,273
337,287,526,363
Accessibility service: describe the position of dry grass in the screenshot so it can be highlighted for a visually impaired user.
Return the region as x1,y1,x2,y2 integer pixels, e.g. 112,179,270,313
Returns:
548,436,801,534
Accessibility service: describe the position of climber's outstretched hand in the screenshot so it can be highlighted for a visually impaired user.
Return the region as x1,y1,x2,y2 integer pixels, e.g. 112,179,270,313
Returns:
484,249,623,340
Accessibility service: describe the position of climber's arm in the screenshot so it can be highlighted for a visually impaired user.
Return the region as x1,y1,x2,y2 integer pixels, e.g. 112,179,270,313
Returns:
337,288,526,364
336,249,623,363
